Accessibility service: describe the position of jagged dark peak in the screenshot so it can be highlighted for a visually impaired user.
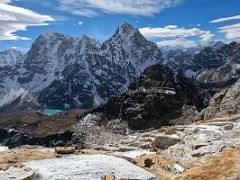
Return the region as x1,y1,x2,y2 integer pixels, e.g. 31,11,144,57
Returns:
216,41,240,56
102,21,150,49
36,31,74,43
81,34,95,40
129,64,176,90
112,21,140,39
80,34,101,47
212,41,225,48
119,21,136,31
197,41,235,55
28,31,75,53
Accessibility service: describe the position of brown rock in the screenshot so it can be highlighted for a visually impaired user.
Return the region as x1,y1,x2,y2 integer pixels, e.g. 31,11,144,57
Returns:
0,146,55,171
164,127,177,135
105,172,115,180
144,158,154,168
55,147,75,154
141,133,150,138
0,164,10,171
141,142,153,149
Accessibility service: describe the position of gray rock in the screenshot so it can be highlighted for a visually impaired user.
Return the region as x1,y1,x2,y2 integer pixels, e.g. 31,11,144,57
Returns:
0,167,34,180
224,123,234,130
154,135,180,149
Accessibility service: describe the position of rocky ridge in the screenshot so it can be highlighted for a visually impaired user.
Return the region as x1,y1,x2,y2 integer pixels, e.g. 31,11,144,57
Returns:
92,64,206,130
198,79,240,119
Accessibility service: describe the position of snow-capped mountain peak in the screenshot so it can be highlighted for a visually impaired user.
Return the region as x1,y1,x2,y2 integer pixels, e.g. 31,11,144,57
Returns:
78,34,101,53
0,49,23,67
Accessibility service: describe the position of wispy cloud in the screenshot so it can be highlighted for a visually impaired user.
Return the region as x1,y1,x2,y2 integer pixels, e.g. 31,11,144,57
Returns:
156,38,197,48
210,15,240,23
219,23,240,30
74,21,84,27
139,25,214,42
218,23,240,40
57,0,184,17
0,0,54,41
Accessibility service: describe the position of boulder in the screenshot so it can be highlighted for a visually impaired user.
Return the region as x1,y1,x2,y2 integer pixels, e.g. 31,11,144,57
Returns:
154,135,180,149
224,123,234,130
55,147,75,154
165,127,177,135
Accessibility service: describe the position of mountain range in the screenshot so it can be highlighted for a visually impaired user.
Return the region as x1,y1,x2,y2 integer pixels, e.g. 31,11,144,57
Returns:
0,22,240,114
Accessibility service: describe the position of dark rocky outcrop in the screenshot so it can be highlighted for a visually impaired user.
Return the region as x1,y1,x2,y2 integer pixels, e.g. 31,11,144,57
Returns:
98,64,206,129
0,128,85,149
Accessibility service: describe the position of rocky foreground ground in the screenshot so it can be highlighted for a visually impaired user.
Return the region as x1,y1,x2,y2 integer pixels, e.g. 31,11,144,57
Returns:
0,115,240,180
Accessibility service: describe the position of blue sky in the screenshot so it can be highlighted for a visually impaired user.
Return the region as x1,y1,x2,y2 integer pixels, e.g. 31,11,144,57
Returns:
0,0,240,51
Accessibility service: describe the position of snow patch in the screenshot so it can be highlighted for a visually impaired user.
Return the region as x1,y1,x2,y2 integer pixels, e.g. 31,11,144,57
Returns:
185,69,197,79
24,155,155,180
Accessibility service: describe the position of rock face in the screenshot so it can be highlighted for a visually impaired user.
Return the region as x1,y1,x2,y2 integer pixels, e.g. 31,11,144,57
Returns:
198,79,240,119
99,64,205,129
182,42,240,87
0,49,24,108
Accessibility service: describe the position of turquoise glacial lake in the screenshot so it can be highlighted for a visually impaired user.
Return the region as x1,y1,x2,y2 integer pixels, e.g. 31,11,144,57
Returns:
43,109,64,116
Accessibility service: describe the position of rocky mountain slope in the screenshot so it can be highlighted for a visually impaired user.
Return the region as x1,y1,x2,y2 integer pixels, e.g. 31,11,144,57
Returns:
0,22,165,112
0,49,24,108
198,79,240,119
182,42,240,87
89,64,206,130
38,22,164,109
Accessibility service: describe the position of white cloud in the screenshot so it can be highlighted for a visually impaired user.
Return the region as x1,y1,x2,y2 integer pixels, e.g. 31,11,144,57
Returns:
210,15,240,23
221,28,240,40
139,25,214,42
0,0,54,41
219,23,240,30
57,0,184,17
74,21,84,27
164,25,178,29
78,21,83,26
218,23,240,40
156,38,197,48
